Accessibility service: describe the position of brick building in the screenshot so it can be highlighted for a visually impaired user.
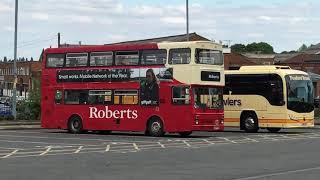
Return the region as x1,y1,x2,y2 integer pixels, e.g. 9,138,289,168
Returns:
0,61,41,98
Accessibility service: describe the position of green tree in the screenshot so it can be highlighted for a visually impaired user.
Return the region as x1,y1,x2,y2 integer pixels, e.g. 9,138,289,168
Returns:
230,44,246,53
246,42,274,54
298,44,308,52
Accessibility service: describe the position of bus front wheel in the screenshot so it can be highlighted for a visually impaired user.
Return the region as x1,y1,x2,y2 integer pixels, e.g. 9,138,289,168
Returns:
242,112,258,133
147,118,164,137
68,116,83,134
267,128,281,133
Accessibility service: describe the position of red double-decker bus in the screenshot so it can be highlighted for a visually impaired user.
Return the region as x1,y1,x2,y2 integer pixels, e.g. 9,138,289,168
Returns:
41,41,224,136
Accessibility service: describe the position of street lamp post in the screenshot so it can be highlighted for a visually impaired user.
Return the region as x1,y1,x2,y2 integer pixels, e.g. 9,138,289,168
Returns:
186,0,189,41
12,0,18,119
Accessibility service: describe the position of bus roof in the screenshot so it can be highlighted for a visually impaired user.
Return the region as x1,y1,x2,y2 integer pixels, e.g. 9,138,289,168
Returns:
44,41,222,54
239,65,291,71
225,65,309,76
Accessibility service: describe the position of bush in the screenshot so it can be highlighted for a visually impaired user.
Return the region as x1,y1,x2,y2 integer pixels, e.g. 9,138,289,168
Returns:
16,79,40,121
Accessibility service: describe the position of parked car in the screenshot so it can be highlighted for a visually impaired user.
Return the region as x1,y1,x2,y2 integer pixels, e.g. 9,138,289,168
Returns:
0,103,12,116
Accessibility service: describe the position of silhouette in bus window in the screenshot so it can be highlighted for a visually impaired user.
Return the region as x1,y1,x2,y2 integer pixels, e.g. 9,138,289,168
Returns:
140,69,159,105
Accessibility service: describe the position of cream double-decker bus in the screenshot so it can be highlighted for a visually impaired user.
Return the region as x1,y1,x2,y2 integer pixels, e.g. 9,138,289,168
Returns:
224,65,314,133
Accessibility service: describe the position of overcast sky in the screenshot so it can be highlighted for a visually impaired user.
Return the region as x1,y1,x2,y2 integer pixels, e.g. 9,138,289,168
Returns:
0,0,319,59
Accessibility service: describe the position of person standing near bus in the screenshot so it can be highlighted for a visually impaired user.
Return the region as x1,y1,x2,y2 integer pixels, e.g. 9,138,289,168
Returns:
141,69,159,105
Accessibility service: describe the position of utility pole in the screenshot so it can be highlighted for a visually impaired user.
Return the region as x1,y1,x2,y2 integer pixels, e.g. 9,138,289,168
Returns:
12,0,18,119
186,0,189,41
58,32,61,48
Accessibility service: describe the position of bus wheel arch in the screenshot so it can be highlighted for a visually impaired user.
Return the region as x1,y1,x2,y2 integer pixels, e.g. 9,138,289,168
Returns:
146,116,165,137
68,114,84,134
240,111,259,133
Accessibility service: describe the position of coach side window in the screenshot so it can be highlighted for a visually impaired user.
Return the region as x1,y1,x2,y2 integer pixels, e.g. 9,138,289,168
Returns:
169,48,191,64
46,54,65,68
66,53,88,67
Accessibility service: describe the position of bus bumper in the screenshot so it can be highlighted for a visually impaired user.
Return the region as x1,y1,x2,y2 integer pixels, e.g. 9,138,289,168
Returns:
193,113,224,131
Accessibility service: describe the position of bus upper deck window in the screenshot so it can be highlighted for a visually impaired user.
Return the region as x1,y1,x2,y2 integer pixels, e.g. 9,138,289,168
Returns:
169,48,191,64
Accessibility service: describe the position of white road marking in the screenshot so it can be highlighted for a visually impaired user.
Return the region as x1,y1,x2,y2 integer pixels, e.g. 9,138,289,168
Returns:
235,166,320,180
132,143,140,151
217,137,237,143
40,146,52,156
105,145,110,152
203,139,215,145
74,146,83,153
157,142,165,148
1,149,19,158
182,140,191,147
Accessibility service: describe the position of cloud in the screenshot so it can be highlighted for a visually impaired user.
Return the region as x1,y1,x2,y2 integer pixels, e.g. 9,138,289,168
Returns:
67,15,93,24
0,2,12,13
31,12,49,21
3,26,13,32
1,0,320,58
258,16,272,21
247,33,265,38
161,17,185,24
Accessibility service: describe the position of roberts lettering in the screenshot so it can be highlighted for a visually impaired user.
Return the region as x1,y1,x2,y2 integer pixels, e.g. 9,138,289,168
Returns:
89,106,138,119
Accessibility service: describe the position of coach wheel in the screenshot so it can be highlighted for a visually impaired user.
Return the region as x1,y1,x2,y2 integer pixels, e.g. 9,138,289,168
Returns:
242,113,258,133
267,128,281,133
147,118,164,137
68,116,83,134
179,131,192,137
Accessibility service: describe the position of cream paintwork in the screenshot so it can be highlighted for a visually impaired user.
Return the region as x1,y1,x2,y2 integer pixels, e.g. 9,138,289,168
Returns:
224,65,314,129
158,41,224,86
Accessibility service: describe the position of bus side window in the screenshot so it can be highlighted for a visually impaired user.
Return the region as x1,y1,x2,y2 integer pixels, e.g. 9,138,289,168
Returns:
88,90,113,105
55,90,62,104
64,90,88,105
114,90,138,105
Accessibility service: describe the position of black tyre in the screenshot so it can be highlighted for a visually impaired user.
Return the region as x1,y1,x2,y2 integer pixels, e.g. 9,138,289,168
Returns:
68,116,83,134
267,128,281,133
179,131,192,137
147,118,164,137
242,112,259,133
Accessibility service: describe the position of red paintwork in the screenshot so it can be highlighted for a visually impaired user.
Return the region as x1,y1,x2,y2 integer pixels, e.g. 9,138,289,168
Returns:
41,44,224,134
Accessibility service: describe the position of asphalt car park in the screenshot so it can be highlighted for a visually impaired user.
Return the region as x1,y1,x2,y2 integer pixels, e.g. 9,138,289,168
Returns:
0,127,320,180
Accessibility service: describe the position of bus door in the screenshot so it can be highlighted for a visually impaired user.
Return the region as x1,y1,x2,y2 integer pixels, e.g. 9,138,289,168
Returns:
171,86,192,131
53,89,66,127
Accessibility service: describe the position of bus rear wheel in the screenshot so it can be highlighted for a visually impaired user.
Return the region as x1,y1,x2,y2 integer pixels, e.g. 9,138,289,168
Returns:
267,128,281,133
179,131,192,137
242,112,258,133
68,116,83,134
147,118,164,137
